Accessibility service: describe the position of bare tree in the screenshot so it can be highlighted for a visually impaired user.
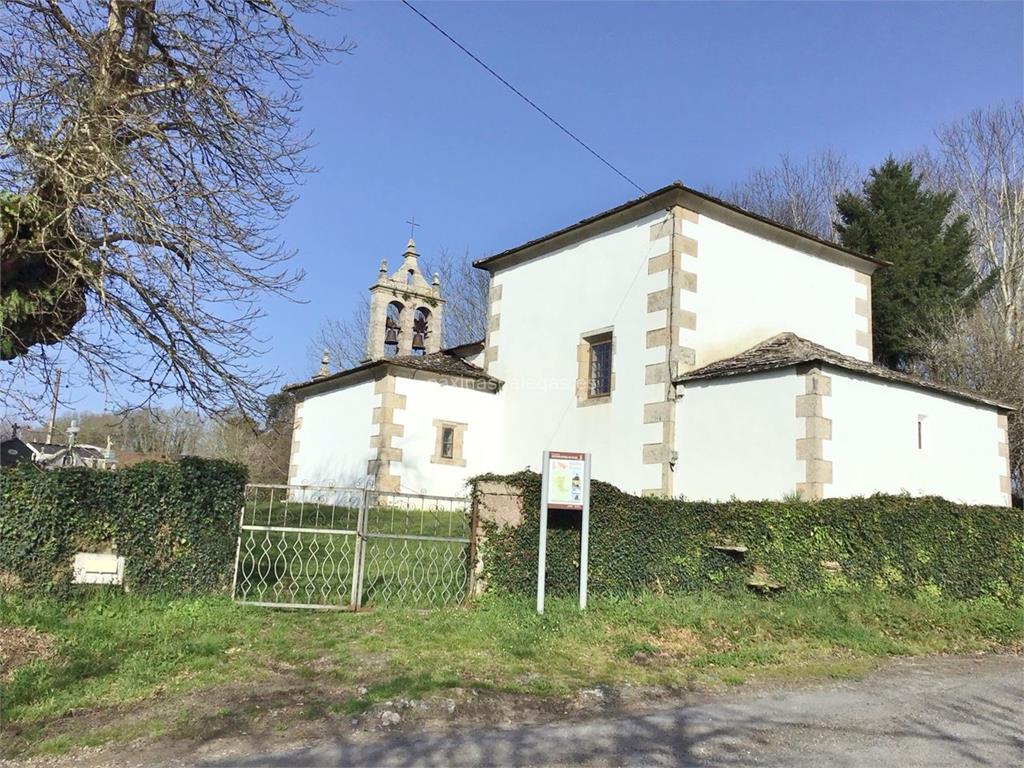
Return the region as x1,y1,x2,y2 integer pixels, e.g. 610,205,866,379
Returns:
436,248,489,349
199,391,292,482
1,1,351,421
312,296,371,371
716,150,860,241
23,412,119,447
912,104,1024,499
27,407,206,453
309,247,488,372
919,103,1024,344
114,407,205,453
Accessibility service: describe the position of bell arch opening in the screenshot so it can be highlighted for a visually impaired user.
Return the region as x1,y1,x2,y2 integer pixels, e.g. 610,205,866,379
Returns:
384,301,404,357
411,306,431,356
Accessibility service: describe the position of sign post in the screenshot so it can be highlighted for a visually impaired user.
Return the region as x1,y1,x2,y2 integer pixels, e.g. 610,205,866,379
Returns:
536,450,591,614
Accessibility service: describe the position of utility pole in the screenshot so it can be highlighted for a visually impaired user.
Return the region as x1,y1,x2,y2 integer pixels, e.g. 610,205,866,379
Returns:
45,368,62,444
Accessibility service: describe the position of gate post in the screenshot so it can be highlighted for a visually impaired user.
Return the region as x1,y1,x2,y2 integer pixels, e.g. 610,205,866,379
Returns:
466,490,480,603
230,494,246,601
351,488,370,610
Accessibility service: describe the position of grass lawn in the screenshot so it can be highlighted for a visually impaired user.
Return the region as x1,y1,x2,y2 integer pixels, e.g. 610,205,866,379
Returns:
2,589,1021,759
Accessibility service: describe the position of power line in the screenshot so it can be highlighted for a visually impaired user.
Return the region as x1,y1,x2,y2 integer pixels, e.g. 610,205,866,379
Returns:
400,0,647,196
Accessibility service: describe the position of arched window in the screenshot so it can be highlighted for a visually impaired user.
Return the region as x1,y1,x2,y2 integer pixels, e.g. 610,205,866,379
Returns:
384,301,403,356
412,307,431,355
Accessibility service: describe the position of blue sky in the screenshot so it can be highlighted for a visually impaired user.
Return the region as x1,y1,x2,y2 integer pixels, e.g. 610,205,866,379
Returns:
64,1,1024,412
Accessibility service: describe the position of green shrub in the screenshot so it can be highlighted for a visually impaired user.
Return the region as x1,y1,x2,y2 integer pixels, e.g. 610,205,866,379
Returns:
477,472,1023,603
0,458,246,594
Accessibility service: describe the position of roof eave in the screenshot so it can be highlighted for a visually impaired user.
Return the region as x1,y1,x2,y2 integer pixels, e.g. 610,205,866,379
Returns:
387,363,503,392
284,356,503,396
473,182,889,274
676,357,1013,412
283,358,383,394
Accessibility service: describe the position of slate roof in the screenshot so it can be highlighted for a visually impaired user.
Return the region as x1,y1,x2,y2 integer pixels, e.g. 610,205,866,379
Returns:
385,349,499,382
285,348,502,394
473,181,890,272
443,339,486,358
676,333,1012,411
26,442,108,460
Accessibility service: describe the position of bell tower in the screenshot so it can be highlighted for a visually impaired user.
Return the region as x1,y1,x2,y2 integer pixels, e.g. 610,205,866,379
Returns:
366,239,444,361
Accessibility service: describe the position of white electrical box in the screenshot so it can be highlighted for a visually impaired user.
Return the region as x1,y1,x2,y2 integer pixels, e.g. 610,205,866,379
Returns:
72,552,125,585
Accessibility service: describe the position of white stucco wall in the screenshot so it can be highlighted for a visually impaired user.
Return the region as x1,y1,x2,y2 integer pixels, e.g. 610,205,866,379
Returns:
826,369,1006,505
684,212,870,366
487,213,667,494
676,370,804,501
392,375,499,497
460,348,485,367
289,379,377,488
486,205,874,495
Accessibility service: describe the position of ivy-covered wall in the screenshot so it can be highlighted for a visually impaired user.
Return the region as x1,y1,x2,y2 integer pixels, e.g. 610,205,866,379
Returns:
0,458,246,594
476,472,1022,603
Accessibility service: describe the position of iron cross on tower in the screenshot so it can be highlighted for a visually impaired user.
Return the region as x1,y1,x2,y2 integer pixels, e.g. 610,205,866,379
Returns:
406,217,420,240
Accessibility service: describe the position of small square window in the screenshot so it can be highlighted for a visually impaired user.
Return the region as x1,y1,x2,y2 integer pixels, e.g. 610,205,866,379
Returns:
588,336,612,397
432,419,467,466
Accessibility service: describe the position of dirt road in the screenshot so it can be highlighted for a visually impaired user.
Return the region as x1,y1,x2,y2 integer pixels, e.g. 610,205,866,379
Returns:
199,655,1023,767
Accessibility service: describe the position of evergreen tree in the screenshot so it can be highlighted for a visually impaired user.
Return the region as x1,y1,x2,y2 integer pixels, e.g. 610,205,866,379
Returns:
836,158,989,370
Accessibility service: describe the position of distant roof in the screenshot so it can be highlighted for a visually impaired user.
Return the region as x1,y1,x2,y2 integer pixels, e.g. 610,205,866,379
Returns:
443,339,486,357
24,442,65,456
285,347,502,394
25,441,108,460
676,333,1012,411
473,182,889,273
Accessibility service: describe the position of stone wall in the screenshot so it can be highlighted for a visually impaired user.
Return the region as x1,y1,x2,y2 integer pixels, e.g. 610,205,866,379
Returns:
470,479,525,595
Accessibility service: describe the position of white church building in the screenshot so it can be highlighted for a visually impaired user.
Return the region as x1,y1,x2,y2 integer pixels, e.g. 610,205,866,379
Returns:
286,183,1013,506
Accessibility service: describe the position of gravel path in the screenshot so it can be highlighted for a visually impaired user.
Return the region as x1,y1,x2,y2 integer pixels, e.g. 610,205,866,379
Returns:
203,654,1024,767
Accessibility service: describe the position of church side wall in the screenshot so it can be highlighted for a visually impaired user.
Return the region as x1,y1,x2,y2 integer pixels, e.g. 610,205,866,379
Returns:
287,381,377,489
676,370,804,501
685,213,872,368
391,375,500,497
486,213,667,495
485,204,876,496
827,370,1009,506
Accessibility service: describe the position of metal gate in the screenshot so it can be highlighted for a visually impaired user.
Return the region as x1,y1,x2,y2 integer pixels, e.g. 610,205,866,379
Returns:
231,484,473,610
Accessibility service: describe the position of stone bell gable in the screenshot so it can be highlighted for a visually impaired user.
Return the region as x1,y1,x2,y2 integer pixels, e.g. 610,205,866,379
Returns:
366,239,445,361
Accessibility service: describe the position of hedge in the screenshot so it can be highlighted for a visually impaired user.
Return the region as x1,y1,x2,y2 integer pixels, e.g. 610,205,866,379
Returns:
0,457,246,594
477,472,1023,603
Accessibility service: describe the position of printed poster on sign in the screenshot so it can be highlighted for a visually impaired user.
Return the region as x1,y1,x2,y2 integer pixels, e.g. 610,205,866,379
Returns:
546,451,586,510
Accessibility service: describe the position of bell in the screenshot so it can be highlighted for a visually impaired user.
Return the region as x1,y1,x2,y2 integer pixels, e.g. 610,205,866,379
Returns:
412,331,426,351
384,325,399,347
